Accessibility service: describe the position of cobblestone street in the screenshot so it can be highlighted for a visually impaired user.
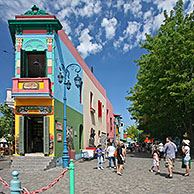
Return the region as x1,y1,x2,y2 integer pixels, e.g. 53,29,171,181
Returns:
0,152,194,194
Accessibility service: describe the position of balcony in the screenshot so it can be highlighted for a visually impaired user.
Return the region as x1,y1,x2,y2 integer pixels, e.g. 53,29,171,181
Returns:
12,77,52,98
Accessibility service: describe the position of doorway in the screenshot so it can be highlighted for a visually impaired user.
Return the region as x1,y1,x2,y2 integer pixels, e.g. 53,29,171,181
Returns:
79,124,83,149
24,116,43,153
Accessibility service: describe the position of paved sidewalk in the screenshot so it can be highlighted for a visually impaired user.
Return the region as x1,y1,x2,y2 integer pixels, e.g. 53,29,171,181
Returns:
0,153,194,194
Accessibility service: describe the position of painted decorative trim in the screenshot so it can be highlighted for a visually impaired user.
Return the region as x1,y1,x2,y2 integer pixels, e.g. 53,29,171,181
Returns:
47,52,52,59
17,67,20,75
57,133,62,141
17,59,20,67
47,66,52,74
16,106,53,115
23,39,47,51
23,82,39,90
23,29,47,34
47,59,52,67
16,34,54,38
56,122,63,131
23,5,49,16
16,38,23,52
47,37,53,52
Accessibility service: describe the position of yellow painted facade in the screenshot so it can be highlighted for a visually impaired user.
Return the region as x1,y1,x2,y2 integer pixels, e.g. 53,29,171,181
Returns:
14,98,55,157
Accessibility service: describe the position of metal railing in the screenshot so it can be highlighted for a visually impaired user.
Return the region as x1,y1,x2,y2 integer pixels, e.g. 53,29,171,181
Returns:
0,159,75,194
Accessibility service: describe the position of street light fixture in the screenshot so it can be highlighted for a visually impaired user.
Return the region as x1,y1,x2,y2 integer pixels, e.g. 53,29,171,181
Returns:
57,63,82,168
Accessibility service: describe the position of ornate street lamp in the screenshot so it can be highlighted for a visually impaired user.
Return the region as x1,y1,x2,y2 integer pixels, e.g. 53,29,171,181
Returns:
74,74,82,88
57,63,82,168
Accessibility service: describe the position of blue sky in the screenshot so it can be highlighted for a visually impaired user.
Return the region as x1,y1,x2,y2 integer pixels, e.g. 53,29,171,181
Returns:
0,0,193,127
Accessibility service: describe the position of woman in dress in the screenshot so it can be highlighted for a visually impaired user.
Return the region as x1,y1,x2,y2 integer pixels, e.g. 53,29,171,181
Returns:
182,139,191,176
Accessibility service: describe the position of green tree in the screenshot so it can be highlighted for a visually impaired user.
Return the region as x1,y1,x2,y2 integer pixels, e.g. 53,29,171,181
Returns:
0,103,15,141
126,0,194,147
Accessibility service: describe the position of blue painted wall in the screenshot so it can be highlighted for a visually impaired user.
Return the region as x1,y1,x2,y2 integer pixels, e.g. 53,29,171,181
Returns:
54,32,83,114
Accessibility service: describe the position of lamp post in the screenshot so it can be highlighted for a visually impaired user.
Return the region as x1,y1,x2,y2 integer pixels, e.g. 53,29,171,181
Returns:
57,63,82,168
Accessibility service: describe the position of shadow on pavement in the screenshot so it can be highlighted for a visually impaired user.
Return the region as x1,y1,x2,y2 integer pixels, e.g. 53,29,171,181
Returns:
173,171,185,176
156,172,168,178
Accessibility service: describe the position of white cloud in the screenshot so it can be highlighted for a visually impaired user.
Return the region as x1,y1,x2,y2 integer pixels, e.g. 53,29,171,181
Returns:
154,0,176,15
114,0,124,10
75,23,84,36
75,0,102,18
153,12,164,31
0,0,47,21
123,0,143,18
101,17,118,40
113,36,124,49
185,0,194,14
60,20,72,35
77,28,102,58
143,10,152,22
124,21,141,38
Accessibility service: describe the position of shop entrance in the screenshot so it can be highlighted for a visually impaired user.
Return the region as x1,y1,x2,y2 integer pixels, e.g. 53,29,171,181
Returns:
24,116,43,153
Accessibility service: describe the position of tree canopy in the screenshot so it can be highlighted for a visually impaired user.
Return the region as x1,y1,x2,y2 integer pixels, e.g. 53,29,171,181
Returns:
0,103,15,141
126,0,194,143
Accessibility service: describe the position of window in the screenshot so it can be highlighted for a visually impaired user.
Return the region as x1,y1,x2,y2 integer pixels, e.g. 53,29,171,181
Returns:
98,100,102,118
110,117,112,130
21,51,46,78
90,92,93,109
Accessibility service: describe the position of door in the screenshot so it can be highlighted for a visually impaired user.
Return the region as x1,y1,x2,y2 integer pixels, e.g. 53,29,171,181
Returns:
43,116,49,155
79,124,83,149
19,116,24,155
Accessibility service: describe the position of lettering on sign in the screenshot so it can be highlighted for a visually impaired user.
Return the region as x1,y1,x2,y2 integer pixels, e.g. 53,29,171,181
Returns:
23,82,39,90
16,106,53,115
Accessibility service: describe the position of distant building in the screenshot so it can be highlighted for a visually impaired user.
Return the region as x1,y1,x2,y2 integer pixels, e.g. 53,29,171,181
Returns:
5,88,15,109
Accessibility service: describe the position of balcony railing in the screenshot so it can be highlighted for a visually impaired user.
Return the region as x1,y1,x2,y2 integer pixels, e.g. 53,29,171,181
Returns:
12,77,52,98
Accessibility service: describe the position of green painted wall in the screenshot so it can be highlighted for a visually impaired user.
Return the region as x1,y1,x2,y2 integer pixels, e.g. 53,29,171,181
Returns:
66,106,83,155
54,99,64,158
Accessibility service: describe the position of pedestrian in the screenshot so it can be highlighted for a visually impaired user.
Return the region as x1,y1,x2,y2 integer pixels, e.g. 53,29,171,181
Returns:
95,144,104,170
116,141,125,176
149,149,160,173
158,143,164,159
164,137,177,178
182,139,191,176
107,142,116,169
121,143,127,168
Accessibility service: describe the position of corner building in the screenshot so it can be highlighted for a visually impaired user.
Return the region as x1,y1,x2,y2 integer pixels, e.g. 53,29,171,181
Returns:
9,6,114,163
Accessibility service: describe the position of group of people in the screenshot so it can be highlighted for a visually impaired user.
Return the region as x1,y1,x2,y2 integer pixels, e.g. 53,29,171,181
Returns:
150,136,191,178
95,141,126,176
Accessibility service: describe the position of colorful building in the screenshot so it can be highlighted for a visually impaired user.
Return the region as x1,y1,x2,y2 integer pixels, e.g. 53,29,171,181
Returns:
9,5,115,165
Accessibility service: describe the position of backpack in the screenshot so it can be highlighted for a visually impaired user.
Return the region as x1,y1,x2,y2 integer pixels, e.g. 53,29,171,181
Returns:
114,150,118,157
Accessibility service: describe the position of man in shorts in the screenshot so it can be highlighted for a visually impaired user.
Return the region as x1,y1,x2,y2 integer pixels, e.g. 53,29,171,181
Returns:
164,137,177,178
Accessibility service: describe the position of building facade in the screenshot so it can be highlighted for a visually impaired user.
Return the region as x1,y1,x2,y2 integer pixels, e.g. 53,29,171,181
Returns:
9,6,115,163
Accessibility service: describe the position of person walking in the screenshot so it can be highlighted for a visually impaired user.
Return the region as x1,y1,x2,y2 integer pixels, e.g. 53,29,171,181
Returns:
116,141,125,176
107,142,116,169
95,144,104,170
149,149,160,173
164,137,177,178
182,139,191,176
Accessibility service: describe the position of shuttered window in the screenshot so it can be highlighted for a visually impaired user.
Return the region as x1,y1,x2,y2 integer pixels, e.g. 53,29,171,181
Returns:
43,116,50,155
98,100,102,118
19,116,24,154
